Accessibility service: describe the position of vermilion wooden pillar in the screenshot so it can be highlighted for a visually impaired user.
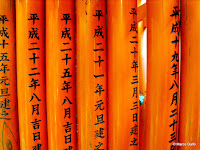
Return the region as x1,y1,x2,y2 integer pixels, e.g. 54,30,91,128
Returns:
46,0,76,149
76,0,107,149
179,1,200,149
16,0,48,149
0,0,19,149
107,0,139,149
146,0,179,149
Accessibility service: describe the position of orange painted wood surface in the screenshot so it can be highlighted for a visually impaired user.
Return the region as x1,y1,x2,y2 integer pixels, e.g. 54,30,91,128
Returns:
0,0,19,149
146,0,179,149
16,0,48,149
137,3,147,23
46,0,77,149
76,0,107,150
179,0,200,149
107,0,139,149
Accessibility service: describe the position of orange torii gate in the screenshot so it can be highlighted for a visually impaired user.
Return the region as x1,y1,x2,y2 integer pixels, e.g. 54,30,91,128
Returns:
76,0,107,149
46,0,77,149
179,0,200,149
0,0,19,149
107,0,139,149
16,0,48,149
145,0,179,149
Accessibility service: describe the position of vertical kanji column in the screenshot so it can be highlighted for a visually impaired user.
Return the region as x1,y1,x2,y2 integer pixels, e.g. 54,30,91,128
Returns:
46,0,77,149
76,0,107,150
0,0,19,149
16,0,48,149
179,0,200,149
145,0,179,149
107,0,139,149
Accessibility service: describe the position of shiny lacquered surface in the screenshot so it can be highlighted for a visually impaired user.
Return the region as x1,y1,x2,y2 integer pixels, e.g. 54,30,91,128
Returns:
179,1,200,149
0,0,19,149
107,0,139,150
145,0,179,149
76,0,107,150
46,0,77,149
16,0,48,149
